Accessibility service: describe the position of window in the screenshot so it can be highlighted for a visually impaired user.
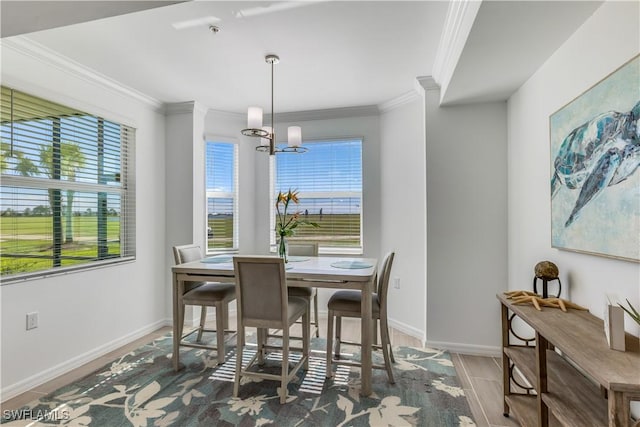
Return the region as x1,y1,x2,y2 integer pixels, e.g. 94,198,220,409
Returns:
0,86,135,281
205,141,238,253
270,138,362,253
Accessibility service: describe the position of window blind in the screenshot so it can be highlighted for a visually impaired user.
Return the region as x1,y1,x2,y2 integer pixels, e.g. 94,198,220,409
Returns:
0,86,136,281
205,141,238,252
270,138,362,253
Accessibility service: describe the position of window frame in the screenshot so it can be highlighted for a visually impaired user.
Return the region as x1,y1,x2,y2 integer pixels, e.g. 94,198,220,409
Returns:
0,86,136,284
204,139,239,254
269,137,363,255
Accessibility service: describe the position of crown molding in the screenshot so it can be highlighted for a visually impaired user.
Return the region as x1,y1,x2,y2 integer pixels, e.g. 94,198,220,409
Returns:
1,37,164,111
164,101,207,116
378,90,422,113
417,76,440,92
274,105,379,123
431,0,481,89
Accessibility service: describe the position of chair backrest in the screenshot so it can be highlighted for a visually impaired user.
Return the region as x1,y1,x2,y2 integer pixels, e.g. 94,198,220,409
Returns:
377,252,395,311
173,244,204,292
233,257,288,329
288,242,319,256
173,244,202,264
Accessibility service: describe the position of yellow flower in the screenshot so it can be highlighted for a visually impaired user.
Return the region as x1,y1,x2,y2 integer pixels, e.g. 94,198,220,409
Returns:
274,188,319,242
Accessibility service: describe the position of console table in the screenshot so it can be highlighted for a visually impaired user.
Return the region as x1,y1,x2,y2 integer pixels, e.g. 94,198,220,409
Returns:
498,293,640,427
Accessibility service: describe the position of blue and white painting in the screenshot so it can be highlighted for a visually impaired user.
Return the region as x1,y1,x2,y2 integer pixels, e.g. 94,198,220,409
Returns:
550,55,639,262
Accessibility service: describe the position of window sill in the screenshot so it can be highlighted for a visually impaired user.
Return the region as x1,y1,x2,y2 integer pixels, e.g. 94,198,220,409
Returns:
1,257,136,286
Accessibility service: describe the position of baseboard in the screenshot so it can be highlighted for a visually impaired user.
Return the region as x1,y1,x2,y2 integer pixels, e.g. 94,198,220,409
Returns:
199,310,497,357
387,318,426,345
1,319,167,402
425,340,502,357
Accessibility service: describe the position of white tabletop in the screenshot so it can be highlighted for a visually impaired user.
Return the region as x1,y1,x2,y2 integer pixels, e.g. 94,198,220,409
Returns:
172,255,377,282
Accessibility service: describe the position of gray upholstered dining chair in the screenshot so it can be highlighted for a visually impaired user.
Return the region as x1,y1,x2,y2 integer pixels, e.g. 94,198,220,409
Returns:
326,252,396,383
233,256,310,404
173,244,236,365
286,242,320,337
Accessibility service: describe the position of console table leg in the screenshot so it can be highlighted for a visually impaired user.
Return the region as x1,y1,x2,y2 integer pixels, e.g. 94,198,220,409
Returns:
501,303,510,416
536,332,549,427
608,390,628,427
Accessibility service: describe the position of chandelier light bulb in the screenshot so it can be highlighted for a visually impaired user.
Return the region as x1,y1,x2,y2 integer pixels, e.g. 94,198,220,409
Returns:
247,106,263,129
288,126,302,147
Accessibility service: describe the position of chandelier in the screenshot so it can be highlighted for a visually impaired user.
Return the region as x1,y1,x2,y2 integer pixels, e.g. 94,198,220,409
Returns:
241,54,307,155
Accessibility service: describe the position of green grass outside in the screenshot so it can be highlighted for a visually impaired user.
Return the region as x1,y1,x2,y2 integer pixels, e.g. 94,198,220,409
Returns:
1,216,121,276
1,216,120,236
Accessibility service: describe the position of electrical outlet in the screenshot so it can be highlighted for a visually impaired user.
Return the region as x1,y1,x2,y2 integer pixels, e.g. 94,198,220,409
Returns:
393,278,400,289
26,312,38,330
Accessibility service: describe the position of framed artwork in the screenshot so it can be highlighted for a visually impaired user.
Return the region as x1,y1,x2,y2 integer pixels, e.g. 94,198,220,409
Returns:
550,55,639,262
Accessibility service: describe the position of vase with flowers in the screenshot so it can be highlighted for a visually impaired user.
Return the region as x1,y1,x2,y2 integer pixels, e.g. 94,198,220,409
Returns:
275,189,319,262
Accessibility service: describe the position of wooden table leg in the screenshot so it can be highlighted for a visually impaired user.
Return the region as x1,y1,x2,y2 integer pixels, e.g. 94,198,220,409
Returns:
361,280,373,396
172,273,181,371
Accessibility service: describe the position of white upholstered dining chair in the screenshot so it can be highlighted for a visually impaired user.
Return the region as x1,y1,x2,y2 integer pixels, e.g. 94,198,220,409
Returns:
326,252,396,383
286,242,320,337
232,256,310,404
172,244,236,366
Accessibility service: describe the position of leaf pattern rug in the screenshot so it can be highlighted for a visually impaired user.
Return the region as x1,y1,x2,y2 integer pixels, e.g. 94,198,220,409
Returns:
3,333,476,426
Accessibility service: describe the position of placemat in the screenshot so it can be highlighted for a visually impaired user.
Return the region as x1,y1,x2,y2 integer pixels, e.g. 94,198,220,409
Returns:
287,256,310,262
201,255,233,264
330,260,373,269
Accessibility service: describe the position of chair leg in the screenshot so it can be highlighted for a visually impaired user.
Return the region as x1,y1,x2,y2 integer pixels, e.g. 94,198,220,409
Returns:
373,320,378,346
281,329,290,404
326,309,334,378
233,326,243,398
197,306,207,342
380,318,395,384
381,315,395,363
303,309,310,370
335,316,342,359
215,302,225,365
176,302,186,369
257,328,266,365
313,292,320,338
221,302,229,331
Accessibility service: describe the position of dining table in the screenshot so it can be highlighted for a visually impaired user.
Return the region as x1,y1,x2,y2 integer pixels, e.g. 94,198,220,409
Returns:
171,254,378,396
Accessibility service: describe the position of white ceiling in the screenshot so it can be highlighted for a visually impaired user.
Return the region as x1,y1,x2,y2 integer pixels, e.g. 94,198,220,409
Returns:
442,0,602,105
1,1,603,113
0,1,184,38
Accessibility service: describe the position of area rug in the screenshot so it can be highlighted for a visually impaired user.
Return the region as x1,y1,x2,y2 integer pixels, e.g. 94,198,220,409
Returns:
3,334,476,426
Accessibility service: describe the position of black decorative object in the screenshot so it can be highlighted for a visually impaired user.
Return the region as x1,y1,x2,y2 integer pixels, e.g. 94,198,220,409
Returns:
533,261,562,298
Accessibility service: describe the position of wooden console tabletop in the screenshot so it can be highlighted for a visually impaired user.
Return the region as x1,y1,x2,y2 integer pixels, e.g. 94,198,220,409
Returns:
497,293,640,427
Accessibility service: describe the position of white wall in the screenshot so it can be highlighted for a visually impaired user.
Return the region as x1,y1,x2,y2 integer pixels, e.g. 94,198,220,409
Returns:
379,94,427,340
0,42,167,398
424,79,508,354
507,1,640,335
164,101,207,323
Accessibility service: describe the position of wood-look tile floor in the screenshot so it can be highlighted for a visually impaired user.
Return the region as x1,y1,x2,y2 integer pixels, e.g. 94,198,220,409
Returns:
2,315,521,426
